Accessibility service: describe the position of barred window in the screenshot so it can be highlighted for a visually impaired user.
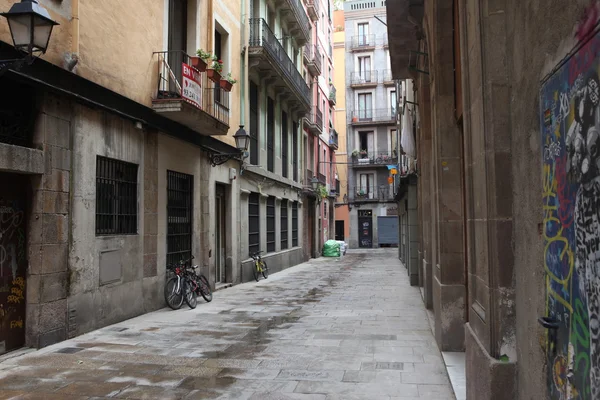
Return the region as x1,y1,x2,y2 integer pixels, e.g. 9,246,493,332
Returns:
96,156,138,235
248,193,260,256
281,200,288,250
166,170,193,266
267,196,276,253
292,202,298,247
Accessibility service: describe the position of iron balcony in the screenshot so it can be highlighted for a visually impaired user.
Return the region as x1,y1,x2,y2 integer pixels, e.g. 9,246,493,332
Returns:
349,186,395,203
248,19,311,111
349,108,397,125
350,151,398,167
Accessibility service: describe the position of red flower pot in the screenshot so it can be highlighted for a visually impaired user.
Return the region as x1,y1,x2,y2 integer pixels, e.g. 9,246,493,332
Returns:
220,80,233,92
207,69,222,84
190,57,208,72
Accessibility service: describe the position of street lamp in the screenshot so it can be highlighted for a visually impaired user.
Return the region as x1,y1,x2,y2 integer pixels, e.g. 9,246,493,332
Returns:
0,0,58,72
311,176,319,191
207,125,251,169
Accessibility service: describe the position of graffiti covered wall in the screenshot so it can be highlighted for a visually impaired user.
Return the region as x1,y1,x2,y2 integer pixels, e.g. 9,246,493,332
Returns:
540,28,600,400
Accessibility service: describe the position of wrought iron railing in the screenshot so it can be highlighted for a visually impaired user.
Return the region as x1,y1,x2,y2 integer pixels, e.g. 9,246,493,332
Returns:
153,50,230,126
306,0,320,16
249,19,310,106
349,108,396,123
306,169,314,185
350,34,376,49
350,150,398,165
382,69,394,82
318,171,327,185
329,129,338,148
329,84,337,104
349,186,394,202
350,70,378,84
287,0,311,42
314,45,322,72
315,106,323,128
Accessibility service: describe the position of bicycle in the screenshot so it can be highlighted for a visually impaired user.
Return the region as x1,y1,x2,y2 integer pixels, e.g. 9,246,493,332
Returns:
250,250,269,282
164,256,212,310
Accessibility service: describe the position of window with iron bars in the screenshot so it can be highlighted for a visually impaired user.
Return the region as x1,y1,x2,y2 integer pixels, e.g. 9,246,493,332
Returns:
292,121,298,181
292,202,298,247
248,193,260,256
166,170,193,267
281,200,288,250
267,196,276,252
96,156,138,235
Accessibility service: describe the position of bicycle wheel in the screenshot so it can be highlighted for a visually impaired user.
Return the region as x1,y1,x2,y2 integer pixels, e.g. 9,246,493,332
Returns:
198,274,213,302
260,260,269,279
164,276,184,310
183,278,197,309
253,261,260,282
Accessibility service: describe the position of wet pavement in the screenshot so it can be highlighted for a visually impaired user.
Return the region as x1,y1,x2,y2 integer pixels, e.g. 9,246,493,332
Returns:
0,249,455,399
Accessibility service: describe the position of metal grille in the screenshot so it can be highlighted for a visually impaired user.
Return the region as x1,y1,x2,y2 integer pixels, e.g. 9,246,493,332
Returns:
267,196,276,253
248,193,260,255
282,111,288,178
292,202,298,247
281,200,288,250
292,122,298,181
267,97,275,172
96,156,138,235
166,170,193,266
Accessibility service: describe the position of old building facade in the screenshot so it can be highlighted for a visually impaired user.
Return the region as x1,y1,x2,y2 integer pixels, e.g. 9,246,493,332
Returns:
344,0,399,249
0,0,332,355
388,0,600,398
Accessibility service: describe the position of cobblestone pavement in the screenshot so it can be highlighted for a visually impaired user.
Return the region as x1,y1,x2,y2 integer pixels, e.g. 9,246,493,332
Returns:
0,249,455,400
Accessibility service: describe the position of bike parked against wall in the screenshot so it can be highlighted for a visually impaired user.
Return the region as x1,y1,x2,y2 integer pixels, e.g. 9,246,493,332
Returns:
164,256,212,310
250,251,269,282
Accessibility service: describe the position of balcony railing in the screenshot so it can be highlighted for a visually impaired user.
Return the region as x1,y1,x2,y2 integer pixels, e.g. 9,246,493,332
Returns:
350,71,378,85
318,171,327,185
329,129,338,149
153,50,230,129
286,0,311,43
315,106,323,128
349,108,397,124
303,44,322,75
350,34,376,50
329,84,337,105
306,0,319,21
350,150,398,166
306,169,314,185
349,186,395,202
249,19,310,107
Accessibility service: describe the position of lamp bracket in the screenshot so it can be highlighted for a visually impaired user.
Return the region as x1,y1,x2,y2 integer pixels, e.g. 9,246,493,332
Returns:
207,151,243,167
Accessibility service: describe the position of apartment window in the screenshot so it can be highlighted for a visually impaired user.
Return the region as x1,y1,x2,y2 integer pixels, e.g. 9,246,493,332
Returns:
391,129,398,154
358,173,374,198
282,111,288,178
390,90,397,117
359,131,373,154
249,82,259,165
292,202,298,247
267,97,275,172
358,23,369,45
248,193,260,255
166,170,193,266
292,122,299,181
323,149,326,174
214,30,223,104
167,0,188,85
358,93,372,120
267,196,276,252
281,200,288,250
358,56,372,82
96,156,138,235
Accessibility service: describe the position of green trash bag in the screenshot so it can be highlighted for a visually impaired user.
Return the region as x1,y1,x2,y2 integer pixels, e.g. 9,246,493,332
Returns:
322,240,341,257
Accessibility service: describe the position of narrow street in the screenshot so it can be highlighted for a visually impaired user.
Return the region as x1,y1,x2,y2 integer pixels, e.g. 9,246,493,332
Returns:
0,249,454,400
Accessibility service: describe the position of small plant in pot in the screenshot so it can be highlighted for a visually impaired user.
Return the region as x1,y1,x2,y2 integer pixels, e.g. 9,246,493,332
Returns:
192,49,212,72
220,73,237,92
207,57,223,84
351,149,359,158
359,149,368,158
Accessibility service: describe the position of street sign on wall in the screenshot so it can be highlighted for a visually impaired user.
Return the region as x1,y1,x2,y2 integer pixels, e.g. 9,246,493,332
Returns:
181,63,202,109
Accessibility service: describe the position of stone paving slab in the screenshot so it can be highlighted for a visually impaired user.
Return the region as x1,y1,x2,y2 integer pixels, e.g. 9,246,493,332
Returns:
0,249,455,399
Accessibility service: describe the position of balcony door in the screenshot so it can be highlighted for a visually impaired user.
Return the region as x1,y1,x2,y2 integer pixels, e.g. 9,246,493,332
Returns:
358,56,372,82
357,173,374,199
358,93,372,120
357,23,369,46
168,0,188,89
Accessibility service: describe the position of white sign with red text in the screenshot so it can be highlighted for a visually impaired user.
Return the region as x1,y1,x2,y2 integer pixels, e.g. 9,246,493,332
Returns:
181,63,202,109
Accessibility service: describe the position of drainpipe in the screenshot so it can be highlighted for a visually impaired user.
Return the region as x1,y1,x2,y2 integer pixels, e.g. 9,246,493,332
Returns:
67,0,80,71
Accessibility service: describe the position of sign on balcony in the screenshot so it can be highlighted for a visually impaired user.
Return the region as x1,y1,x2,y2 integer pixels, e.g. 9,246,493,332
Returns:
182,63,202,109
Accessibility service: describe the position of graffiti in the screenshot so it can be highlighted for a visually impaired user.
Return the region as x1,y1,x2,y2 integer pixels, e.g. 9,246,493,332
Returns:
9,317,22,329
576,3,600,43
540,29,600,399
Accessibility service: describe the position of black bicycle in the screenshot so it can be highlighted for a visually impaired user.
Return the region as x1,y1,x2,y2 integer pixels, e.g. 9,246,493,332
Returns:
164,256,212,310
250,251,269,282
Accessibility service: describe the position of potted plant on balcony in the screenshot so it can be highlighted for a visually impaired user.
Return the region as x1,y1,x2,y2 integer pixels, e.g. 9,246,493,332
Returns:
207,57,223,84
220,73,237,92
191,49,212,72
359,149,368,159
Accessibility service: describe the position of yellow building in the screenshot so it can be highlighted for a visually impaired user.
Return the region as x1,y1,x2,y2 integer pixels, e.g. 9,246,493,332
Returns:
0,0,305,355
